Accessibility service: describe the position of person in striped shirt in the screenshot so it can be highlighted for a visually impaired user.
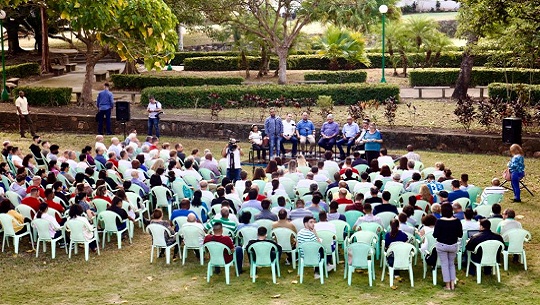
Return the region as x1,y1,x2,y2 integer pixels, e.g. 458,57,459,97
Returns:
204,207,237,233
297,216,325,279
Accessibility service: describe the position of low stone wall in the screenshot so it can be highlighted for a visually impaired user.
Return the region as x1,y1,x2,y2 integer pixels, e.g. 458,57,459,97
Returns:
1,111,538,156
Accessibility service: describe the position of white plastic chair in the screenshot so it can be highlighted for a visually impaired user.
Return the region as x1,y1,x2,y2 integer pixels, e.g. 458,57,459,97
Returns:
65,218,100,261
381,242,416,287
345,242,374,286
98,211,131,249
0,213,35,254
466,240,504,284
180,225,205,265
32,218,65,259
502,228,531,271
146,223,179,264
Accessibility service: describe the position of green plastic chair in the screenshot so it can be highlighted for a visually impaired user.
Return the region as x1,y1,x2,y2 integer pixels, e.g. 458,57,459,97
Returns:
420,231,438,283
247,241,281,283
291,218,304,232
317,182,328,197
180,224,205,265
296,186,310,199
283,173,300,184
236,226,258,248
345,180,358,191
384,184,403,206
330,220,350,258
466,240,504,284
344,210,364,232
0,213,35,254
318,230,337,271
502,228,531,271
467,186,482,207
357,222,384,260
239,208,260,223
345,242,374,286
381,241,416,287
172,216,188,233
415,200,431,213
488,218,503,233
474,205,492,218
420,167,436,179
414,161,424,171
55,173,72,188
298,166,311,177
97,211,131,249
182,174,200,190
146,223,179,265
412,210,426,226
32,218,65,259
441,180,453,191
252,180,266,195
65,218,100,261
326,187,339,201
151,186,174,219
480,193,503,206
453,197,470,209
376,212,398,231
125,191,150,228
15,204,36,222
92,198,110,216
204,241,239,285
353,164,369,174
368,172,379,183
280,177,296,200
272,227,297,269
5,190,22,207
254,219,274,239
298,241,327,284
200,168,222,183
348,229,379,263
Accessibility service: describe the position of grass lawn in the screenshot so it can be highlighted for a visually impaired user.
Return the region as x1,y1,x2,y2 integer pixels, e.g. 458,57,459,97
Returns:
0,131,539,304
402,12,458,21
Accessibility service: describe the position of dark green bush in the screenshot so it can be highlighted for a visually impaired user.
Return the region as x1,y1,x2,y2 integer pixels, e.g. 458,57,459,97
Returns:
304,70,367,83
409,68,540,87
140,84,399,108
170,51,241,65
14,86,72,106
111,74,243,90
488,83,540,105
2,63,40,79
184,56,279,71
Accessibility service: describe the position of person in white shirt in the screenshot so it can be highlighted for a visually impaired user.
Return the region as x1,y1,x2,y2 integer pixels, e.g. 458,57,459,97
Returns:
322,151,340,176
76,154,90,170
94,135,107,152
402,145,421,162
337,116,360,160
147,95,162,138
461,208,480,231
314,211,336,234
33,203,62,239
384,173,405,193
118,151,132,171
180,159,203,182
65,150,78,171
459,173,475,191
312,167,330,184
15,90,37,138
108,137,123,158
480,178,506,202
296,172,315,189
280,113,298,158
377,148,394,167
10,147,24,169
401,160,420,181
199,180,214,201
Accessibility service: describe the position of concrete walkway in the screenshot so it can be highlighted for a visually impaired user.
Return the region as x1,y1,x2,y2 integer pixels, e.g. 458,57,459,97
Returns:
26,62,485,100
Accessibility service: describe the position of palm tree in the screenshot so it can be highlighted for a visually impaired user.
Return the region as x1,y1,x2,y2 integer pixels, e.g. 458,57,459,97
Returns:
426,32,453,67
314,26,370,70
382,21,414,76
406,16,439,52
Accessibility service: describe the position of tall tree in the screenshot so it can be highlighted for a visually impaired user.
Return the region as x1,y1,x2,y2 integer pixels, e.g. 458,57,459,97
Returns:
50,0,178,106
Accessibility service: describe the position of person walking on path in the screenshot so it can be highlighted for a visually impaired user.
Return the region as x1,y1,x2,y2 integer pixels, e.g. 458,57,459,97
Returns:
15,90,37,138
147,95,162,138
96,82,114,135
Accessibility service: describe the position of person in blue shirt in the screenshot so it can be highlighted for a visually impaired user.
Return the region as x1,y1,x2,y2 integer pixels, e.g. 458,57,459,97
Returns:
96,82,114,135
296,112,316,156
447,179,469,203
359,122,383,164
318,114,340,151
507,144,525,202
336,116,360,160
264,108,283,159
171,199,199,230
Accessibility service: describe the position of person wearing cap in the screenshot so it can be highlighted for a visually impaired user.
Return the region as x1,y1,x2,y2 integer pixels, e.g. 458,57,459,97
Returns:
436,190,450,205
264,108,283,159
318,114,340,152
358,122,383,164
296,112,316,156
337,116,360,160
280,113,298,158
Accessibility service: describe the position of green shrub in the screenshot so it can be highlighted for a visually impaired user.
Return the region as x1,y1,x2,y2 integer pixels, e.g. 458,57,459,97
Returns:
488,83,540,105
304,70,367,83
13,86,72,106
1,63,40,79
111,74,243,90
409,68,540,87
184,56,279,71
169,51,241,65
140,84,399,108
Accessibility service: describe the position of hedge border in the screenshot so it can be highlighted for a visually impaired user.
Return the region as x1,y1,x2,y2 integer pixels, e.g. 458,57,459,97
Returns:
13,86,72,106
304,70,367,83
1,63,40,79
111,74,244,90
488,83,540,105
409,68,540,87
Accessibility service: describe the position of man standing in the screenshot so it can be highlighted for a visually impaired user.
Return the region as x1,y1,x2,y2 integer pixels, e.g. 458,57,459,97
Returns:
318,114,339,152
221,139,243,181
15,90,37,138
280,113,298,158
96,83,114,135
147,95,162,138
337,116,360,160
296,112,316,156
264,108,283,159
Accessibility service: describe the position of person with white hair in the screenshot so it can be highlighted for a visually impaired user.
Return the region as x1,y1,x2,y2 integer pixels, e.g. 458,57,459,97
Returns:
108,137,122,157
95,135,107,151
127,133,139,149
318,114,340,152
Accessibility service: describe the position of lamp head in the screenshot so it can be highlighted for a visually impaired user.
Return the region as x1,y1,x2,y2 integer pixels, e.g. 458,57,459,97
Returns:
379,5,388,14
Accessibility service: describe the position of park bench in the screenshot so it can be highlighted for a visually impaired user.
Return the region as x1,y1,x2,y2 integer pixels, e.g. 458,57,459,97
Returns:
94,71,107,82
413,86,451,98
6,78,20,86
107,69,120,75
52,66,65,76
111,91,139,103
242,81,274,85
477,86,488,98
293,80,327,84
65,63,77,72
5,82,17,93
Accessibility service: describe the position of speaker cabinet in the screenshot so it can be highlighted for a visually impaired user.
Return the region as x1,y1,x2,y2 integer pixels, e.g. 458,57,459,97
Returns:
502,117,522,145
116,101,130,122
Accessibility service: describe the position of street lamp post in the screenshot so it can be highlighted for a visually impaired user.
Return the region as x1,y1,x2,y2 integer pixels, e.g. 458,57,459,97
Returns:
0,10,8,101
379,5,388,83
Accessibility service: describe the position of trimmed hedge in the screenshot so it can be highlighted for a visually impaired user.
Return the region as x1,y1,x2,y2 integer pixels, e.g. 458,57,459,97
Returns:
14,86,72,106
111,74,244,90
304,70,367,83
409,68,540,87
182,52,495,71
1,63,40,79
140,84,399,108
169,50,317,65
488,83,540,105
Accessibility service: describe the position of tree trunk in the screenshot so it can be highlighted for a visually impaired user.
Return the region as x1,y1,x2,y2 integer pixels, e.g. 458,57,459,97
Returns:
80,45,108,107
452,35,478,100
425,50,432,67
121,60,140,74
257,45,269,78
177,24,184,51
5,20,24,54
399,50,408,77
40,6,50,74
276,47,288,84
241,50,250,79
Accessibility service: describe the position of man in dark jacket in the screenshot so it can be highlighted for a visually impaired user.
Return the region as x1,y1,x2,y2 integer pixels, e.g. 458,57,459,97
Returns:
466,219,504,275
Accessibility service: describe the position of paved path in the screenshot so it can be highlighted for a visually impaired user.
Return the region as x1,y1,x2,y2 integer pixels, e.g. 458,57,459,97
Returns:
26,62,486,100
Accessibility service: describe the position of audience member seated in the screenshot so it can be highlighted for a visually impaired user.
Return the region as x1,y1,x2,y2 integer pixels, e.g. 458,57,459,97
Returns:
345,193,365,212
255,199,278,221
203,222,243,274
289,199,313,220
461,208,480,231
352,203,383,230
466,219,503,276
372,191,398,215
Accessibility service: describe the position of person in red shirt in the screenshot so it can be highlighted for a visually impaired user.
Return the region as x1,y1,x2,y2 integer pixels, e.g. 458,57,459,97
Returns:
339,157,359,176
21,187,43,216
44,188,65,223
107,152,119,168
345,193,365,212
203,222,243,274
26,176,45,198
335,188,353,205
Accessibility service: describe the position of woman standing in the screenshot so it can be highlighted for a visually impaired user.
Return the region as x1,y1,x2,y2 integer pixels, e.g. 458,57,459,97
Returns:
507,144,525,202
361,123,383,164
433,203,462,291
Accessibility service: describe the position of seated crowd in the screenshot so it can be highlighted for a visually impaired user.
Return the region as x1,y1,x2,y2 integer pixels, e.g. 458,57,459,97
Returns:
0,134,528,286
